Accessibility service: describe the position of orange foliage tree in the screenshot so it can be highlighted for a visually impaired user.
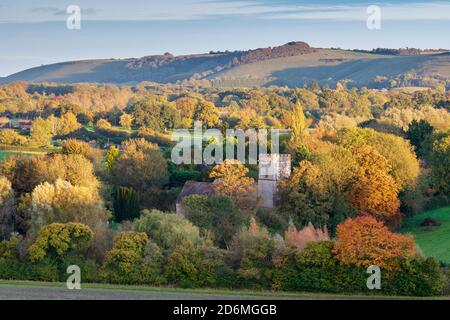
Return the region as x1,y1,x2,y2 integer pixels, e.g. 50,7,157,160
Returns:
347,146,401,226
333,216,416,269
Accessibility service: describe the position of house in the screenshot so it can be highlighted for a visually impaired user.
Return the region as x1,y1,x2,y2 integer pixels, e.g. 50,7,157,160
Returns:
175,181,217,214
175,153,291,214
257,154,291,208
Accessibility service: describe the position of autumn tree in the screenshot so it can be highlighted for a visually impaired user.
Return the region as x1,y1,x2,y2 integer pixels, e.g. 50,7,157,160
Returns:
57,112,81,136
110,138,169,192
29,179,109,231
101,231,164,285
347,146,401,226
28,222,93,262
193,100,220,128
119,113,133,129
333,216,416,269
131,95,180,131
209,160,255,207
0,176,14,240
290,104,311,146
30,117,53,147
0,129,27,145
96,118,112,130
284,222,329,253
337,127,419,191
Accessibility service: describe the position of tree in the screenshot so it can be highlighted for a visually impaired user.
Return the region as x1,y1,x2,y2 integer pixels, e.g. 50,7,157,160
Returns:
113,186,140,222
347,146,401,226
0,129,27,145
61,139,93,158
182,195,246,248
133,209,205,251
29,179,109,231
131,95,180,131
119,113,134,129
110,139,168,192
284,222,329,253
406,120,434,157
428,132,450,195
101,231,165,285
338,127,419,191
30,117,53,147
0,176,14,240
290,104,311,145
104,145,119,174
333,216,416,270
96,118,112,130
4,153,100,195
193,100,220,128
230,218,275,287
28,222,93,262
57,112,81,136
209,160,255,205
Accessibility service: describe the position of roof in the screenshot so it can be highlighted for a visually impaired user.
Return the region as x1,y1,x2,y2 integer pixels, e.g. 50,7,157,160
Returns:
176,181,217,203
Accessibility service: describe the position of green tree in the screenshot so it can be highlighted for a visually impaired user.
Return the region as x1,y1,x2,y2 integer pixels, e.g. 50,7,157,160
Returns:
113,186,140,222
133,209,205,251
406,120,434,157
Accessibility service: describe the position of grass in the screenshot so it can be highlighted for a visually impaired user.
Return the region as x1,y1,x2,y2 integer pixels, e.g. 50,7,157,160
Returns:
400,206,450,263
0,280,446,300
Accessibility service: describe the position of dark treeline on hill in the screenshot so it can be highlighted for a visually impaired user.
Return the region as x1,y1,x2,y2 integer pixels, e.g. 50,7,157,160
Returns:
1,41,449,89
354,47,449,56
0,79,449,296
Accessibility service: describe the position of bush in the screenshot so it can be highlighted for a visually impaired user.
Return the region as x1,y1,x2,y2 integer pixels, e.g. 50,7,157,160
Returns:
165,244,224,288
256,208,288,234
182,195,246,248
134,209,205,251
230,219,275,289
273,241,367,293
101,231,165,285
383,256,446,296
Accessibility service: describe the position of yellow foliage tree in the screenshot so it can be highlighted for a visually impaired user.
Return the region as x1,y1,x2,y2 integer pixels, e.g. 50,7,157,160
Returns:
210,160,255,206
29,222,93,262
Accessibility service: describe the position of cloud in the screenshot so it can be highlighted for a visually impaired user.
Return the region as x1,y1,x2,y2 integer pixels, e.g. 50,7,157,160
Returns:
264,2,450,21
4,1,450,23
31,7,59,14
53,8,98,16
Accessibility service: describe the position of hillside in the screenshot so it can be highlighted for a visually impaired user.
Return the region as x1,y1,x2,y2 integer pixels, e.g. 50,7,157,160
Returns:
1,42,449,88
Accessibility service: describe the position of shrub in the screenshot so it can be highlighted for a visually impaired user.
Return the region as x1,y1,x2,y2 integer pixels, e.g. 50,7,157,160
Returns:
165,244,224,288
255,208,288,234
182,195,246,248
28,222,94,263
101,231,165,285
230,218,275,288
273,241,367,293
383,256,446,296
134,209,205,251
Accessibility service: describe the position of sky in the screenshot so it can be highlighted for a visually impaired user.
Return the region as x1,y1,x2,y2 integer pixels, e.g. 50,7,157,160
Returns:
0,0,449,76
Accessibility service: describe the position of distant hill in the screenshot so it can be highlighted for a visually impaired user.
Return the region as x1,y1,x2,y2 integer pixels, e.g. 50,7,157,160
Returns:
1,42,449,89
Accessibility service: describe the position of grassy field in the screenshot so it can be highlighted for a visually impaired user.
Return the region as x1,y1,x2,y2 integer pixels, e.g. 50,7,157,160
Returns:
401,206,450,263
0,280,447,300
0,150,44,162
